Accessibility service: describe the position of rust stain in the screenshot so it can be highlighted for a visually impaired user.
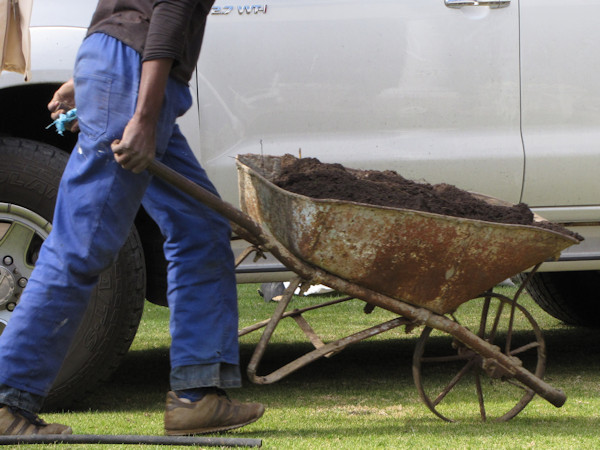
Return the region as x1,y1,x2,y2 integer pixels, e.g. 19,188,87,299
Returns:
237,155,579,315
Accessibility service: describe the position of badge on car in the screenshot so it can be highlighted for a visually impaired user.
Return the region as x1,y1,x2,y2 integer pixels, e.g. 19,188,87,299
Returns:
211,5,268,15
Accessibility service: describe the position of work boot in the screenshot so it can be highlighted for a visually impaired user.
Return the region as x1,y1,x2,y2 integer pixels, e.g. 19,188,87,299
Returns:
164,390,264,435
0,405,72,435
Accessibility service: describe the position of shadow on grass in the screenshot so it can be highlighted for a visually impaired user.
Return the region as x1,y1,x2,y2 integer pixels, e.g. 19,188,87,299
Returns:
543,326,600,368
69,322,600,417
66,346,171,412
68,336,418,413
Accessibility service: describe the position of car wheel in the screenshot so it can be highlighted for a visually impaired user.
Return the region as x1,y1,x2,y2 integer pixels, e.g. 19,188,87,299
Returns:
0,137,146,409
520,271,600,329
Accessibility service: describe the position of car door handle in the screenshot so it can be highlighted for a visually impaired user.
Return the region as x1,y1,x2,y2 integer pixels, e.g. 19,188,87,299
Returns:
445,0,510,8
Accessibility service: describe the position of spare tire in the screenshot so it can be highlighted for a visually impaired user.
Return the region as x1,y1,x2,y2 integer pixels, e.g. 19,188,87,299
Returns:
520,271,600,329
0,137,146,409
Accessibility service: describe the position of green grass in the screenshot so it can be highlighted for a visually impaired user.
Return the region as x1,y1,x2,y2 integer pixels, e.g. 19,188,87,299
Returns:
28,284,600,448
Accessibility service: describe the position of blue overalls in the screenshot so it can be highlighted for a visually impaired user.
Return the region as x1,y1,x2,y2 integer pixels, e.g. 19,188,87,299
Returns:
0,33,240,412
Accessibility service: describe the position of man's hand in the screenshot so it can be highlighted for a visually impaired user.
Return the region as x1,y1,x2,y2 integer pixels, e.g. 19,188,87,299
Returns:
111,115,156,174
47,79,79,133
111,58,173,174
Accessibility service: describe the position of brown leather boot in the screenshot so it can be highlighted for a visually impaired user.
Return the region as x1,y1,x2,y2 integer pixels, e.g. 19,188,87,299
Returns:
164,390,264,435
0,405,72,435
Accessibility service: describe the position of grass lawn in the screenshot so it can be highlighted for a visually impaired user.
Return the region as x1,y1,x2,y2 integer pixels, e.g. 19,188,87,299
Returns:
31,283,600,449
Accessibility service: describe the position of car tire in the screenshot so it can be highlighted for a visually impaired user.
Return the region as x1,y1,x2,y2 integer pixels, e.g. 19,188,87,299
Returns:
0,137,146,409
520,271,600,329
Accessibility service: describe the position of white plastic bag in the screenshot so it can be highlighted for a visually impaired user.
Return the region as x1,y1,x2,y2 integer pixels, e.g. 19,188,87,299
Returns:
283,282,334,296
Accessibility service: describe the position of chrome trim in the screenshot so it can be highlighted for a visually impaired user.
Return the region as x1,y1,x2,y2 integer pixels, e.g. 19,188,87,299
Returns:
445,0,510,9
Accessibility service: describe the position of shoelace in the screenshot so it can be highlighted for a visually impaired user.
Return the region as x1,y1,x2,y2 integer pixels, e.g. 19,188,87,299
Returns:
7,405,47,427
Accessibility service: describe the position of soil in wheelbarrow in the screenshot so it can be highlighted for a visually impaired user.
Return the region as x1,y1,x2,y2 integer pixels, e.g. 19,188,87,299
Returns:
272,155,582,241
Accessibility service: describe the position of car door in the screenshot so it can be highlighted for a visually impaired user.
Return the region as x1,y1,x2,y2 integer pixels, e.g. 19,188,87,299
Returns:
196,0,523,207
520,0,600,215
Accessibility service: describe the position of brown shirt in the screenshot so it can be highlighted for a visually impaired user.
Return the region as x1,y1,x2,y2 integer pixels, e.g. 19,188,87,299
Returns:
86,0,215,84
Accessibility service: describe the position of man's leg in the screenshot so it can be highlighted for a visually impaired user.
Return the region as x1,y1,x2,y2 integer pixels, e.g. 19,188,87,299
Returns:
0,33,148,433
142,125,264,435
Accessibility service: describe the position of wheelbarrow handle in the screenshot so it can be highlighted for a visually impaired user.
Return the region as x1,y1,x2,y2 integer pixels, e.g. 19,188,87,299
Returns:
147,159,263,239
146,159,318,281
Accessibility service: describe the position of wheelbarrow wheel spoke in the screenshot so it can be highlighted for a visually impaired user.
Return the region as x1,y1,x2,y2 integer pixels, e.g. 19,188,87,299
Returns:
432,359,477,407
482,297,505,344
474,369,487,422
510,341,541,356
477,297,491,339
420,353,470,364
413,294,546,422
504,377,532,393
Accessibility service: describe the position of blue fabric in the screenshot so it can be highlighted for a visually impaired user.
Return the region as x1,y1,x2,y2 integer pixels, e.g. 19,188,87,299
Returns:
170,363,241,392
0,385,43,414
0,33,240,412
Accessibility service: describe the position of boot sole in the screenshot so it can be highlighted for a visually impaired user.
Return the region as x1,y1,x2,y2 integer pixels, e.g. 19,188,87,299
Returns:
165,410,264,436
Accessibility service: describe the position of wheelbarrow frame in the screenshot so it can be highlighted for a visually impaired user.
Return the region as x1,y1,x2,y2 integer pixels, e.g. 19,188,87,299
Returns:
147,158,569,420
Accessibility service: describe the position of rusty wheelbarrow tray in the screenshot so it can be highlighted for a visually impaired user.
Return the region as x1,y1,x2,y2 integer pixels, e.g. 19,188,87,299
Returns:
147,154,580,423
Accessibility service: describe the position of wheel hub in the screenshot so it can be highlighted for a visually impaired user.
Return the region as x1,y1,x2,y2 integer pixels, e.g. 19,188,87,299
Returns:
0,265,16,309
1,203,50,316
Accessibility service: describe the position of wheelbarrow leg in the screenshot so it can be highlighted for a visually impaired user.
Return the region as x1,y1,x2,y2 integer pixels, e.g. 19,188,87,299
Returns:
244,277,411,385
247,277,302,383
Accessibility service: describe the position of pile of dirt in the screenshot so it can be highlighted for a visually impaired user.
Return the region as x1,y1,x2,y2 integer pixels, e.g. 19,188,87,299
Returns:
272,154,583,241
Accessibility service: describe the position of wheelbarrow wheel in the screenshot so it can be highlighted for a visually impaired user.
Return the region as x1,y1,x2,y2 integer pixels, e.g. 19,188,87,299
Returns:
412,294,546,422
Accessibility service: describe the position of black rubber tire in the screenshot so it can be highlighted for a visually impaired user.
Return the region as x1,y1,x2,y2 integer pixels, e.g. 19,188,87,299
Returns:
135,207,168,307
0,137,146,410
520,271,600,328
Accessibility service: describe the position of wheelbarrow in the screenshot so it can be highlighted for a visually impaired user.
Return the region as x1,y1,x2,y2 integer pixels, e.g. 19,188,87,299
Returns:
148,154,580,423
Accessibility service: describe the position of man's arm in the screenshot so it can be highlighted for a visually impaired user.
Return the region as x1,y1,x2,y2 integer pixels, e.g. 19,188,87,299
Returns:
143,0,200,63
111,57,173,173
111,1,209,173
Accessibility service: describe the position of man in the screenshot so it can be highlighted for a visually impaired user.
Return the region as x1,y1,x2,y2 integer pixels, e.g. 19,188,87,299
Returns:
0,0,264,436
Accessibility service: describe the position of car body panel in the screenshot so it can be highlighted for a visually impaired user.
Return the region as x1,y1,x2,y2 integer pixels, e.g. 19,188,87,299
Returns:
520,0,600,210
1,0,598,275
199,0,524,208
